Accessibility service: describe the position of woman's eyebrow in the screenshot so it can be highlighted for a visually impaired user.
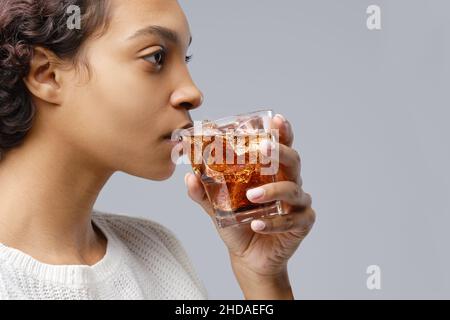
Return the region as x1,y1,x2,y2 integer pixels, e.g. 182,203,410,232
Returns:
127,25,192,47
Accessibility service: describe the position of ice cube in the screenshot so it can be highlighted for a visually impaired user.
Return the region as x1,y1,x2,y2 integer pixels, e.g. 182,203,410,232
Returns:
201,135,224,165
229,134,262,162
230,136,248,157
202,122,222,137
205,163,226,182
234,117,261,135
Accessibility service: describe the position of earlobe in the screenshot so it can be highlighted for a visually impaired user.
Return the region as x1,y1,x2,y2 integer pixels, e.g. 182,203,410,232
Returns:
23,47,63,105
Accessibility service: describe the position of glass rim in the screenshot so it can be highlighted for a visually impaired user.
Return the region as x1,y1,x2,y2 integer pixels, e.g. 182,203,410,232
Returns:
180,109,274,135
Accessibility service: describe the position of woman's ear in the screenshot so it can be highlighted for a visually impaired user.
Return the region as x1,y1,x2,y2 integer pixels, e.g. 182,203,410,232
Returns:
23,47,64,105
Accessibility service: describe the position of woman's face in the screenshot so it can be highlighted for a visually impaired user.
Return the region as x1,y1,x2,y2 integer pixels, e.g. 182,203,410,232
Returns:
53,0,202,180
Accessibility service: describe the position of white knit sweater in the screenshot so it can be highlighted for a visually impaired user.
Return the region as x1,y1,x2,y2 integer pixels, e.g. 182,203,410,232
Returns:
0,210,208,300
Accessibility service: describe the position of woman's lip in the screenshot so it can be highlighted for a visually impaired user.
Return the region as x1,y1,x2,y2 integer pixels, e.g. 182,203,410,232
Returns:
164,135,182,144
163,134,182,141
162,122,193,140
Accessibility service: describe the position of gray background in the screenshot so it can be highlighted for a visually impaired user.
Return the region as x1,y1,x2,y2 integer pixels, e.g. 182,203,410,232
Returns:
95,0,450,299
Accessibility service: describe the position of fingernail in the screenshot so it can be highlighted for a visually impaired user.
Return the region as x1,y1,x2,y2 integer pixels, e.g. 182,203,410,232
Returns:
276,113,290,131
251,220,266,231
184,173,190,186
275,114,286,123
259,139,274,156
246,187,265,200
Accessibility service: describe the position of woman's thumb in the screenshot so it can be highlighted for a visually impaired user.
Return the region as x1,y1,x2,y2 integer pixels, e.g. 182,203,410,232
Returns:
184,172,215,217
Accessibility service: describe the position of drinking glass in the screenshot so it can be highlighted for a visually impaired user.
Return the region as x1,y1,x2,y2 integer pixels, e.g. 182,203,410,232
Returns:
178,110,286,228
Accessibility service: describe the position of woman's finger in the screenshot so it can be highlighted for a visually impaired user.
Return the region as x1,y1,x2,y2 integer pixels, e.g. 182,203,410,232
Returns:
246,181,312,208
250,207,316,235
184,172,215,217
260,140,301,182
271,114,294,148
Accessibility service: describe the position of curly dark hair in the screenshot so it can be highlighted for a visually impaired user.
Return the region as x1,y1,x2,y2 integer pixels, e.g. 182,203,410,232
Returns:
0,0,110,160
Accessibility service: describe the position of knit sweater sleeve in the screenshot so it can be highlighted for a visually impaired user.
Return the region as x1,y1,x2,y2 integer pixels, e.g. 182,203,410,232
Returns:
94,211,209,300
140,219,209,299
0,269,7,299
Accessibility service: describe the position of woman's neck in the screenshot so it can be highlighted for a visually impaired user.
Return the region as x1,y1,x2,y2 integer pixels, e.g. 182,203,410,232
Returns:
0,133,114,266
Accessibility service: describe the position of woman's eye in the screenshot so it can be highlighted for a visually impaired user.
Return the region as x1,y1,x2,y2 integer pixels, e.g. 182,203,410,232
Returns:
143,49,193,69
144,50,166,67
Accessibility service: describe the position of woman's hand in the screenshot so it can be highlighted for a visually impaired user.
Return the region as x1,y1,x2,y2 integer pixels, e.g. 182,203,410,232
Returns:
184,114,316,299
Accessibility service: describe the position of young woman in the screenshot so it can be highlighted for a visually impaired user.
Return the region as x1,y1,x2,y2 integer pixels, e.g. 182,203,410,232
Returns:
0,0,315,300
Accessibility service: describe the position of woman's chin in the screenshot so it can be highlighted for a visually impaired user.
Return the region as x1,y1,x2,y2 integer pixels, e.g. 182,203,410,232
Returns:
122,141,179,181
122,157,176,181
151,171,175,181
147,161,176,181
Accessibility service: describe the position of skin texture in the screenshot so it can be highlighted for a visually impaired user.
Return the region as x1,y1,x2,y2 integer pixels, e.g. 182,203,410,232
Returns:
0,0,315,299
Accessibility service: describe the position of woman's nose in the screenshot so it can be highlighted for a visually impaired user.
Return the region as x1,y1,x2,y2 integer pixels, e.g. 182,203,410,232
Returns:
170,83,204,110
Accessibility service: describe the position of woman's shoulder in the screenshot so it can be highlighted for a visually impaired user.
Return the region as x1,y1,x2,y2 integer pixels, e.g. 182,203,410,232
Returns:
91,209,208,299
92,209,183,254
